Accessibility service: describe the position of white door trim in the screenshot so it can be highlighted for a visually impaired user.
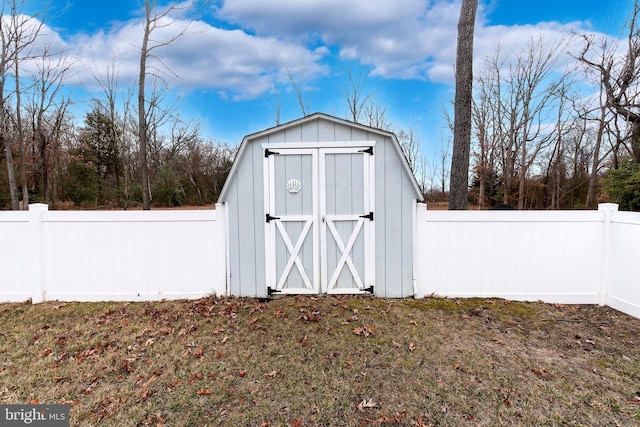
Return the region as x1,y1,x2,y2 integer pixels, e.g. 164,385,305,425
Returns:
263,148,319,294
263,142,375,295
319,146,375,294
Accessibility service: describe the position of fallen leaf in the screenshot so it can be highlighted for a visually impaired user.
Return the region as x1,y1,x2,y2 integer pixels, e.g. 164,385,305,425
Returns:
491,337,505,345
298,335,308,346
288,418,303,427
353,324,375,337
196,388,212,396
357,398,378,412
263,370,278,378
531,367,548,378
408,342,416,351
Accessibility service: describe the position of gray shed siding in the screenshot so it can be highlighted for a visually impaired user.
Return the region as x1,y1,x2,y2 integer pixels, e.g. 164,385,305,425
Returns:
220,114,422,298
223,138,266,296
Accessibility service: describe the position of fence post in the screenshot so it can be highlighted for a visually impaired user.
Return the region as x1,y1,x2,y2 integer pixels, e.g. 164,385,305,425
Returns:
216,202,230,297
598,203,618,306
413,202,427,297
29,203,48,303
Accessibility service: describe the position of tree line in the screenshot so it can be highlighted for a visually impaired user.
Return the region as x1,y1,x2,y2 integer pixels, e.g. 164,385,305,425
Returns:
0,0,233,210
3,0,640,211
455,1,640,210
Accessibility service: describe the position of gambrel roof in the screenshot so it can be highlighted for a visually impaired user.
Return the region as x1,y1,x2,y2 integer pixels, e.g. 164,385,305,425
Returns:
218,112,423,202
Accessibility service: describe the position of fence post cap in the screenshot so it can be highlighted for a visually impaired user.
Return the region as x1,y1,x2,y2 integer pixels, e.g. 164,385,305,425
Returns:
28,203,49,211
598,203,619,211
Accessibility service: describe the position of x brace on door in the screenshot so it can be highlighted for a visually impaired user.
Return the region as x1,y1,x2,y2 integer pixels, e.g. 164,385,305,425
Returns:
274,218,313,290
325,217,365,289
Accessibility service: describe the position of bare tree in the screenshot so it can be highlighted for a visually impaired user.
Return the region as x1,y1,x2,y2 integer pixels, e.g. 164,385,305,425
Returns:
471,68,501,208
397,126,427,192
475,36,569,208
138,0,197,209
577,2,640,205
92,54,136,206
342,64,372,123
1,0,47,209
287,68,313,117
449,0,478,209
579,1,640,164
0,4,19,209
28,48,72,203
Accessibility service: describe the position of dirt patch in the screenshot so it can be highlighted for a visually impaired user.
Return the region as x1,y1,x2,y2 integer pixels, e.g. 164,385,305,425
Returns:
0,296,638,426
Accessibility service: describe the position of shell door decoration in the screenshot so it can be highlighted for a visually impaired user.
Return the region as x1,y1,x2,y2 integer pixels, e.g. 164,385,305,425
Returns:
286,178,302,194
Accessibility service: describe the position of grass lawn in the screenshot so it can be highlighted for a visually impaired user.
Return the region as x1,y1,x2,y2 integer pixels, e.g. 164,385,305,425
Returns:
1,295,639,426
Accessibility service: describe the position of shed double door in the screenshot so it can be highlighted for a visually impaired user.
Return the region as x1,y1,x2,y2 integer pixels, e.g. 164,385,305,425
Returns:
264,143,374,295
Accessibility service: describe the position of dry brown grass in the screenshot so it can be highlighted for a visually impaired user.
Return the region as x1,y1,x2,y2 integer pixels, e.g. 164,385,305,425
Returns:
1,295,639,426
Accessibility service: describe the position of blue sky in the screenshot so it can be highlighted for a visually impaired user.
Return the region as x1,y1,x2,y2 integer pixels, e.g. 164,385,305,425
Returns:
30,0,636,162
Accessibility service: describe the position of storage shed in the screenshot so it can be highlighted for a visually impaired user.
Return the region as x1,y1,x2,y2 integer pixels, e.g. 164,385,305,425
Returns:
218,113,424,298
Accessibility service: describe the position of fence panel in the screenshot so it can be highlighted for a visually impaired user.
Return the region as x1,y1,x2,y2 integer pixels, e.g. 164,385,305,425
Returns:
607,212,640,318
41,208,226,301
0,205,227,303
415,207,604,303
0,212,31,302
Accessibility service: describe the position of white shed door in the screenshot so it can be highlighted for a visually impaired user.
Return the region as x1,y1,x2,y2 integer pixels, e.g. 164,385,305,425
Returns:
264,148,319,294
264,144,374,295
320,147,374,294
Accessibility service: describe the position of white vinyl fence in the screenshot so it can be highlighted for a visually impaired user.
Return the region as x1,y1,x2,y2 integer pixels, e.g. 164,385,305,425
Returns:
1,202,639,320
414,203,640,319
0,204,227,303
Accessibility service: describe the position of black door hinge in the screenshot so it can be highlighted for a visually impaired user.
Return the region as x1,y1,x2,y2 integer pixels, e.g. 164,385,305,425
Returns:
264,148,279,157
266,213,281,223
364,285,374,294
359,212,374,221
358,146,373,155
267,286,281,295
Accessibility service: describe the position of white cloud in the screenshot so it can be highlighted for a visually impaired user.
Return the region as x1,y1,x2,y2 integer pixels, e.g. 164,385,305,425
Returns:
25,0,618,102
216,0,606,85
62,15,328,100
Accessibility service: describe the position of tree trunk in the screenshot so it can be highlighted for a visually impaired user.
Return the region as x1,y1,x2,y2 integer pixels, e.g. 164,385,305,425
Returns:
586,104,607,208
14,49,28,209
139,13,151,210
2,133,19,209
449,0,478,210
